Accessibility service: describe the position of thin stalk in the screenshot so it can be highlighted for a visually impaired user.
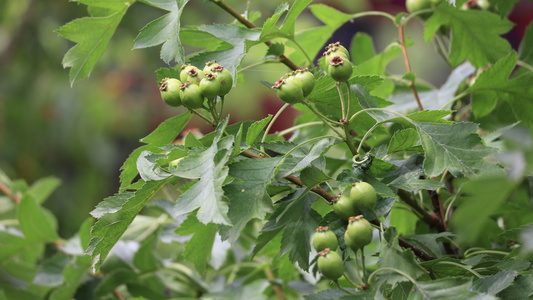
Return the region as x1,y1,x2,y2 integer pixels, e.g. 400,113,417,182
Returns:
517,60,533,72
190,109,216,126
344,82,352,119
264,266,285,300
262,103,290,144
398,22,423,111
302,102,345,138
0,181,20,203
351,11,396,22
431,261,483,278
353,251,365,285
290,37,314,67
401,8,434,25
360,248,368,285
336,83,347,120
343,272,362,289
277,121,323,136
349,107,414,124
464,250,510,259
356,123,380,154
439,91,468,110
334,281,357,295
238,59,276,73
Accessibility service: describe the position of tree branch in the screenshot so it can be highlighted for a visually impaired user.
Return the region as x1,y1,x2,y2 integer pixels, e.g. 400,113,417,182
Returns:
211,0,300,71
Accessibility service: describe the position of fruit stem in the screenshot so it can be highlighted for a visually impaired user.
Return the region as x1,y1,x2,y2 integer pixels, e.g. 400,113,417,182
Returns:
353,251,365,285
0,181,21,204
261,103,290,147
190,109,216,126
276,121,324,137
264,266,285,300
336,83,347,120
302,101,345,138
360,248,368,285
289,37,314,67
398,22,424,112
343,272,362,289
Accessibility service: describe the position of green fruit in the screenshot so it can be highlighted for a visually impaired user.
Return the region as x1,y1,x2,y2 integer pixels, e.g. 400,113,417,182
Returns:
294,68,315,97
477,0,490,10
325,42,350,58
210,65,233,96
333,195,359,221
199,73,220,99
317,248,344,280
203,60,221,72
272,77,304,104
324,47,350,64
345,216,373,251
179,64,195,82
349,181,377,210
313,226,338,252
179,81,204,109
406,0,432,13
328,56,353,82
159,77,182,107
183,67,204,85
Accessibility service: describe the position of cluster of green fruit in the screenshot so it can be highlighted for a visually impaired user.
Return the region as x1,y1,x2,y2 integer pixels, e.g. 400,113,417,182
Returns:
159,60,233,109
312,181,377,280
271,68,315,104
324,42,353,82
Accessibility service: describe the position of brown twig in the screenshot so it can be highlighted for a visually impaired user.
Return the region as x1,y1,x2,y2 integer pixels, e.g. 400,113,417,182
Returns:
397,190,445,232
211,0,299,71
0,181,21,204
264,266,285,300
241,149,436,261
398,23,423,111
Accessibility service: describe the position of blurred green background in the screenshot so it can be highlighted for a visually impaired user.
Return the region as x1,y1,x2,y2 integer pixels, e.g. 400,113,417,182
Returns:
1,0,530,237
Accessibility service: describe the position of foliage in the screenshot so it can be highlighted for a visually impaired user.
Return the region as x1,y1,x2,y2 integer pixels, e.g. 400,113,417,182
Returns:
2,0,533,299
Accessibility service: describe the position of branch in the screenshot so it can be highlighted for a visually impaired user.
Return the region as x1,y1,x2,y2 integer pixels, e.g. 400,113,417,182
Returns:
397,190,446,232
240,149,436,261
0,181,21,204
211,0,299,71
398,23,423,111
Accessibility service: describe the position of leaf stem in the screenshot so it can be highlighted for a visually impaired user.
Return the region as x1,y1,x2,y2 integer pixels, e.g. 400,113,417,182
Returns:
277,121,324,137
360,248,367,284
351,11,396,23
290,37,314,67
262,103,290,144
464,250,510,258
430,261,483,278
264,266,285,300
336,83,347,120
517,60,533,72
238,59,276,73
438,91,468,110
302,101,345,138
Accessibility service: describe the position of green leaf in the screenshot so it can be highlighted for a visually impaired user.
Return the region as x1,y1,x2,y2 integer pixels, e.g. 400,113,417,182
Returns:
498,274,533,299
350,32,375,65
175,212,217,273
278,137,337,178
140,113,192,146
377,228,427,285
300,166,330,187
57,3,130,85
119,145,160,191
246,115,272,146
468,52,533,124
33,254,70,287
133,232,160,273
351,83,390,122
260,3,289,40
133,0,190,64
222,157,282,242
0,229,32,262
28,176,61,204
449,176,515,247
470,271,517,295
278,189,320,271
280,0,313,37
518,22,533,69
424,5,513,67
17,194,59,242
408,277,497,300
388,129,419,154
492,0,521,16
402,233,455,258
304,289,354,300
49,255,92,300
389,169,445,193
189,25,261,82
387,62,475,112
416,122,496,177
87,179,166,272
170,119,233,225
